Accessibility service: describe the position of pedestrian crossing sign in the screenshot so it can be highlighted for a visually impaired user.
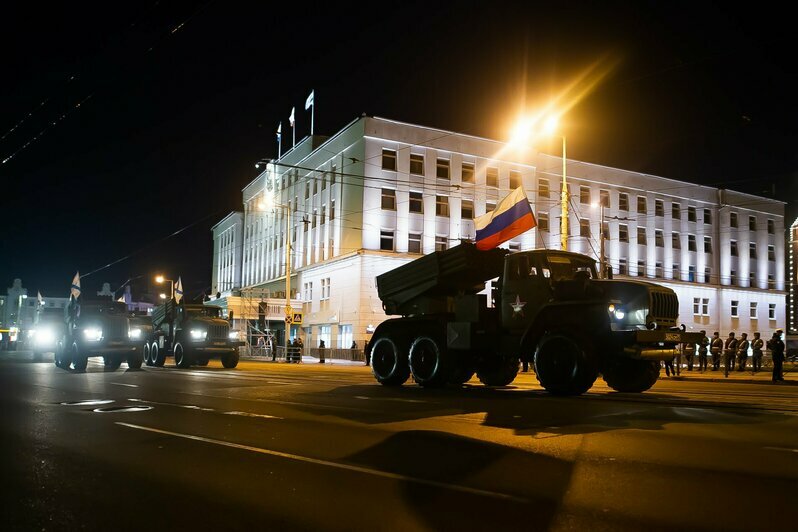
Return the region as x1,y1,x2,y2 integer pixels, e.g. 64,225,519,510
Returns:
292,312,303,324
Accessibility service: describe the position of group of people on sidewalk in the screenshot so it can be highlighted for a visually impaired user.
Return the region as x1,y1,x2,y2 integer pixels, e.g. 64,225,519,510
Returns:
663,328,786,382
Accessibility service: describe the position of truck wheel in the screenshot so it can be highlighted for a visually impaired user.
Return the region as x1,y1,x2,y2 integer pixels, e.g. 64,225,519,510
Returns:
602,358,660,393
55,342,71,369
127,348,144,369
370,337,410,386
533,332,598,395
409,335,453,388
449,365,475,385
151,342,165,367
72,344,88,372
174,343,192,368
196,358,209,366
221,350,239,368
103,356,122,371
143,343,151,366
477,355,520,386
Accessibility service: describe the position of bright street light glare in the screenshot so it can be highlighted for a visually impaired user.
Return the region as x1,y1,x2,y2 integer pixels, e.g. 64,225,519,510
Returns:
159,293,167,299
543,115,559,135
591,201,599,209
155,275,165,283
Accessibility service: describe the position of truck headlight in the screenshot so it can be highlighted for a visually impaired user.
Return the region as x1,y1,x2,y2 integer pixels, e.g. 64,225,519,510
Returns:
128,328,142,340
84,328,103,341
228,331,238,340
36,328,56,345
190,329,207,341
613,308,626,320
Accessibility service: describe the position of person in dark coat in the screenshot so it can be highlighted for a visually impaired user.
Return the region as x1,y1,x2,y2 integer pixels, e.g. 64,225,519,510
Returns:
768,330,785,383
736,332,750,371
723,332,738,377
684,340,696,371
697,331,709,372
751,332,764,373
663,356,676,377
710,331,723,370
364,339,370,366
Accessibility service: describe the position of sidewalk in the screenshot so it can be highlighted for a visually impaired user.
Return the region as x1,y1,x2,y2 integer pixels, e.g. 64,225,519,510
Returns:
241,354,366,366
657,363,797,385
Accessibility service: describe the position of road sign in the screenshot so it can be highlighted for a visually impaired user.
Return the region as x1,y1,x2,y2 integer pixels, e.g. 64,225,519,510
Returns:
292,312,303,324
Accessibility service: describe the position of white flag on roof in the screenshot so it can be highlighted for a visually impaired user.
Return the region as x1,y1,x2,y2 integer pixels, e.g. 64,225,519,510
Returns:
289,107,295,128
305,90,314,110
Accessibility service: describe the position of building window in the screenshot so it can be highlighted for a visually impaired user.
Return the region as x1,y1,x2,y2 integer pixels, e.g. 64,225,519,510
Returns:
381,188,396,210
304,282,313,302
749,216,757,231
767,219,774,234
436,158,450,179
731,240,738,256
436,195,449,216
688,206,696,222
330,165,337,185
704,236,712,253
321,278,331,300
305,182,310,199
580,219,590,237
619,258,628,275
688,235,696,252
672,203,681,220
486,201,496,213
509,170,522,189
330,199,335,221
702,298,710,316
637,260,646,277
655,230,664,247
312,208,318,229
487,167,499,188
693,298,701,316
768,245,775,261
689,265,696,282
435,235,447,252
600,189,610,208
408,233,422,253
730,270,737,285
703,209,712,224
655,262,663,278
602,222,609,240
380,230,394,251
538,213,549,231
768,274,775,289
461,199,474,219
637,196,647,214
410,153,424,175
580,186,591,204
673,263,680,280
769,303,776,320
749,242,757,259
655,199,664,217
750,271,756,286
462,162,475,183
409,191,423,213
672,232,681,249
704,267,712,284
619,224,629,242
749,302,757,319
637,227,647,245
538,177,548,197
730,212,738,228
382,149,397,171
619,193,629,211
730,300,739,318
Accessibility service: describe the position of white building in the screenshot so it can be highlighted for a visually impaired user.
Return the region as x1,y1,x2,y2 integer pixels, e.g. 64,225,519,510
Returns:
211,115,787,349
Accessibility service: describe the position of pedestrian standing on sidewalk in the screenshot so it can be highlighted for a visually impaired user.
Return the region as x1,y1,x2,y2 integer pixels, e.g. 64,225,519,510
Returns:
364,339,370,366
663,355,676,377
768,329,785,383
711,331,723,370
724,332,738,378
736,332,750,372
751,332,764,373
698,330,709,372
684,340,696,371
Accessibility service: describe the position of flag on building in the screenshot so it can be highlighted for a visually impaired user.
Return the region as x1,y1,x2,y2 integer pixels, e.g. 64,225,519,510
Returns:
289,107,295,128
37,291,43,305
175,276,183,304
70,272,81,300
305,90,314,110
276,122,281,142
474,186,536,250
117,295,125,303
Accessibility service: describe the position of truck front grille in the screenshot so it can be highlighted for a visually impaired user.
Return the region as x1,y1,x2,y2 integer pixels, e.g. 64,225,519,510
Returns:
650,292,678,324
105,318,128,340
208,324,228,340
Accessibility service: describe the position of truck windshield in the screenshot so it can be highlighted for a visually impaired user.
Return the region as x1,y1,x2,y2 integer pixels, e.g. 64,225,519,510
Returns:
543,255,597,282
186,308,221,318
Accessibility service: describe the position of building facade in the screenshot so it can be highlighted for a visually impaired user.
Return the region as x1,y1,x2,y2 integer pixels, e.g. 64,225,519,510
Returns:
211,116,787,349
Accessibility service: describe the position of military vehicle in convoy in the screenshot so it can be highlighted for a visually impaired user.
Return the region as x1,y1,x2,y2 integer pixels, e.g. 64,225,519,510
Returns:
144,299,242,368
55,298,148,371
30,307,67,358
367,242,701,395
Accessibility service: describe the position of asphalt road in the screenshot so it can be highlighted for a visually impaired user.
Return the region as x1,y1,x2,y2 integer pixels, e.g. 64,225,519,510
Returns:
2,351,796,532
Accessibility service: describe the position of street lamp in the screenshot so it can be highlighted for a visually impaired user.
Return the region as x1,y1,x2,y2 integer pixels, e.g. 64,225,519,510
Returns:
155,275,174,299
510,113,568,250
591,201,607,278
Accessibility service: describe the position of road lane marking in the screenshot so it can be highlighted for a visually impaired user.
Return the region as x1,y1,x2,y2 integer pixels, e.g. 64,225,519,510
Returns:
129,398,282,419
223,411,280,419
354,395,426,403
116,422,528,504
110,382,139,388
763,446,798,454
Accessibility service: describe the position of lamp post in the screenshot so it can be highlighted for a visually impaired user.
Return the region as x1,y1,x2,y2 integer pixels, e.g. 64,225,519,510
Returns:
155,275,174,299
591,202,606,278
258,196,292,361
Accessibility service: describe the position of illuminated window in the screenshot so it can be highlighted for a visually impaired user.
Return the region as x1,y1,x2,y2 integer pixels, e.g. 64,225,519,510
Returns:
537,177,548,197
509,170,522,188
410,154,424,175
382,149,397,171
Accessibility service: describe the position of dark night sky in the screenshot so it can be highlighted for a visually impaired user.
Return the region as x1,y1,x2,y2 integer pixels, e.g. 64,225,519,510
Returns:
2,1,796,300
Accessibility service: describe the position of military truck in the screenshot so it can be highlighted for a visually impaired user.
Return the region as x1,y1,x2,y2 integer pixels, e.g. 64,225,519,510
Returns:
144,299,242,368
367,242,700,395
55,298,147,372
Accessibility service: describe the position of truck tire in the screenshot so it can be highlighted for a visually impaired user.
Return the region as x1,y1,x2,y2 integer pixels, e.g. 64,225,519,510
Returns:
128,349,144,369
196,357,209,367
449,365,475,385
221,350,239,368
409,335,453,388
103,356,122,371
143,343,152,366
533,332,598,395
370,337,410,386
55,341,71,369
174,343,192,368
151,342,165,367
477,355,520,387
72,343,88,372
602,358,660,393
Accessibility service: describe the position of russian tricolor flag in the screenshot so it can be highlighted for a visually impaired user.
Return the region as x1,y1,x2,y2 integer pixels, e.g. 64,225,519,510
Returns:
475,186,536,250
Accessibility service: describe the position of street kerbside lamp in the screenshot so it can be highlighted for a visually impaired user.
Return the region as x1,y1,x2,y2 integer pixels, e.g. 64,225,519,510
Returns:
155,275,174,299
510,113,568,250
